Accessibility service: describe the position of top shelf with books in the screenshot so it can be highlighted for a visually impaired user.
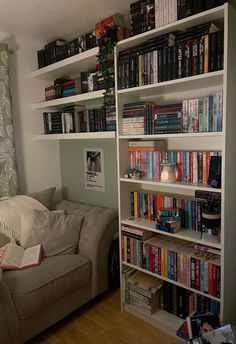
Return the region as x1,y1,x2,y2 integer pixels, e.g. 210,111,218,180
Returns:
116,5,225,52
31,47,99,80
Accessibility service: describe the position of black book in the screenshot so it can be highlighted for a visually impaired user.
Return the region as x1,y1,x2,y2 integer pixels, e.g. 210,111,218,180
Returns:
193,0,204,14
177,40,185,79
185,0,192,17
216,30,224,70
209,32,218,72
184,37,192,77
205,0,217,10
158,48,163,82
167,46,173,81
208,156,222,188
162,47,168,82
37,50,46,69
172,45,177,80
177,0,186,20
192,36,199,75
198,35,205,74
80,71,89,93
43,113,50,134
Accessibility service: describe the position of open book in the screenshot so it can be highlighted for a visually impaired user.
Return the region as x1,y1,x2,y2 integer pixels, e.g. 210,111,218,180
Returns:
0,243,42,270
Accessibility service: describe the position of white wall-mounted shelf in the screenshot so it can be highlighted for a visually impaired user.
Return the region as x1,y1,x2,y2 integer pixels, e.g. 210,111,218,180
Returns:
31,47,99,80
117,5,225,52
32,90,104,109
35,131,116,140
121,218,221,250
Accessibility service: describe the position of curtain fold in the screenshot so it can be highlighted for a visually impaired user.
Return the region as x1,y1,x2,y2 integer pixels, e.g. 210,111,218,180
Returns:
0,43,18,197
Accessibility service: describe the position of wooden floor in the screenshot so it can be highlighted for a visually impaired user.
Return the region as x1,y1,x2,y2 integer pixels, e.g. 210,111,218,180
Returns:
27,289,182,344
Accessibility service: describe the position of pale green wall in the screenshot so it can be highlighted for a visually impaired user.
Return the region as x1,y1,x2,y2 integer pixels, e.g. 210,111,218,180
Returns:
59,139,118,209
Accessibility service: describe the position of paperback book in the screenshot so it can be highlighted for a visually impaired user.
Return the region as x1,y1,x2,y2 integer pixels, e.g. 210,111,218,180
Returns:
0,243,42,270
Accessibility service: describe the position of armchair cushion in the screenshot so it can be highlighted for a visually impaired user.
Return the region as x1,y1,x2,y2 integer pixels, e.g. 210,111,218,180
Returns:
2,255,91,319
27,187,56,210
20,210,84,257
0,196,47,243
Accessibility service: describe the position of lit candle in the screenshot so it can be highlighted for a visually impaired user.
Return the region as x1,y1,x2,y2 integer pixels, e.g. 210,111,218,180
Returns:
160,163,176,183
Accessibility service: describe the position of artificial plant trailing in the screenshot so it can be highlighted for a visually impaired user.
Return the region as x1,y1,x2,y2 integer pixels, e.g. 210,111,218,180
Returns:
97,24,119,107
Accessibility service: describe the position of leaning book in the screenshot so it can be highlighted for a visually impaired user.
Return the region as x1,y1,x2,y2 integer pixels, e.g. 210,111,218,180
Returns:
187,324,236,344
0,243,42,270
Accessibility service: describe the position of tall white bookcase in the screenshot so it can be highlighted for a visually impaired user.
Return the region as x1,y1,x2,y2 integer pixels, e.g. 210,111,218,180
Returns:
115,3,236,336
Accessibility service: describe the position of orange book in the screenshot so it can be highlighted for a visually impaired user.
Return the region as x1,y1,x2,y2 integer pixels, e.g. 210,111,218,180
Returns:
204,35,209,74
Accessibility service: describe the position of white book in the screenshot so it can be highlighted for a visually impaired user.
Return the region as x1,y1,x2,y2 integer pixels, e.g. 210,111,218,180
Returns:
215,91,223,132
155,0,160,28
159,0,164,27
182,99,189,133
188,99,194,133
0,243,42,270
168,0,177,23
153,50,158,84
212,94,218,132
203,97,210,132
163,0,169,25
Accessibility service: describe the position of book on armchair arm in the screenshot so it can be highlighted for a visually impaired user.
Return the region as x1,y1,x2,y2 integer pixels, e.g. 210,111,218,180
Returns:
0,243,42,270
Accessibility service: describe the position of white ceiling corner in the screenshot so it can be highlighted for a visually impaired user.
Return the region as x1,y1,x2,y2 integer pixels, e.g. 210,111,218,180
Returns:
0,0,133,43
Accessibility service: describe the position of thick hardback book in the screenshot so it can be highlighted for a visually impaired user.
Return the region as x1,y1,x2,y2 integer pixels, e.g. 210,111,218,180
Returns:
0,243,42,270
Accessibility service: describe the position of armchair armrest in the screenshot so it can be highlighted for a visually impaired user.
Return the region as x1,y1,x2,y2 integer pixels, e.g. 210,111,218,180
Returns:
79,213,118,298
0,274,19,343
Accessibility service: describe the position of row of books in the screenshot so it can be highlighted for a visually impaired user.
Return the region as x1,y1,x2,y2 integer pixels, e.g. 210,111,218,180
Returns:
130,0,156,36
122,94,223,135
45,79,80,101
181,93,223,133
123,268,220,320
81,67,112,93
129,150,221,184
121,229,221,297
130,191,220,235
37,33,97,69
161,282,220,319
129,0,226,36
42,106,116,134
118,23,224,89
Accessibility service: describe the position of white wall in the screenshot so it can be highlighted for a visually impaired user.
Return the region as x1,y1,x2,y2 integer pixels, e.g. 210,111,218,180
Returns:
0,31,62,196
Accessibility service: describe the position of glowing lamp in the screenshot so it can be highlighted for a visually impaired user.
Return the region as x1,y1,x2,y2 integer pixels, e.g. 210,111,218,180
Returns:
160,163,176,183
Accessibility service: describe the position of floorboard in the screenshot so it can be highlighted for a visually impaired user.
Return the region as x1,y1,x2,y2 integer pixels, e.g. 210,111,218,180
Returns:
27,289,182,344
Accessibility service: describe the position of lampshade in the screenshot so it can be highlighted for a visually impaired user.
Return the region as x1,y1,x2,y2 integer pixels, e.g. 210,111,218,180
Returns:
160,163,176,183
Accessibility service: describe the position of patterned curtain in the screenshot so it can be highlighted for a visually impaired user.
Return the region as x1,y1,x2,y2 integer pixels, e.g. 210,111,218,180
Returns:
0,43,18,197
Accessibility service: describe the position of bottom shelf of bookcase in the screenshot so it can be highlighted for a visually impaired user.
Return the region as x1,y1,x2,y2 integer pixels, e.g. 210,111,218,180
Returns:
124,303,183,338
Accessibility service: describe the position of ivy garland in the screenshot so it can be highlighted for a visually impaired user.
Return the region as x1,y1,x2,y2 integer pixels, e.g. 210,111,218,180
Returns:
96,24,118,107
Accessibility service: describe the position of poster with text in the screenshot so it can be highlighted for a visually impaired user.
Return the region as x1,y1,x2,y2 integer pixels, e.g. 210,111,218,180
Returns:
84,148,105,192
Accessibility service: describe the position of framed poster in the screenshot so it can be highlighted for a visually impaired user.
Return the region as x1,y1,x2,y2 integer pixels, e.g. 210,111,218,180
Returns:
83,148,105,192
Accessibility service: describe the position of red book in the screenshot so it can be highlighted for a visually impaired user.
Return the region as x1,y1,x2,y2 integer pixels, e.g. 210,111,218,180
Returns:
212,263,217,297
208,263,213,295
147,194,151,220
